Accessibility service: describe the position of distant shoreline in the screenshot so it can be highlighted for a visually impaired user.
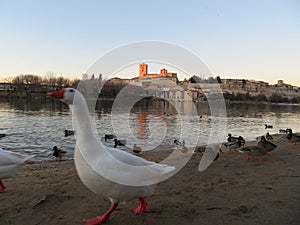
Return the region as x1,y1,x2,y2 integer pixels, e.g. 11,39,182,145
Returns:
1,81,300,104
1,94,299,105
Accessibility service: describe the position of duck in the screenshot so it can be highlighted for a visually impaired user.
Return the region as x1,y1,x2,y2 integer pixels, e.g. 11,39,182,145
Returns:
258,136,277,152
113,139,126,148
104,134,115,142
180,140,188,154
265,132,273,141
239,145,267,163
224,134,245,150
0,134,6,138
49,88,176,224
279,129,288,134
286,129,300,144
177,140,188,153
174,139,182,146
174,139,188,153
265,124,273,129
64,129,75,137
132,144,142,154
224,140,243,151
52,146,66,161
164,112,171,116
227,134,245,146
0,148,34,192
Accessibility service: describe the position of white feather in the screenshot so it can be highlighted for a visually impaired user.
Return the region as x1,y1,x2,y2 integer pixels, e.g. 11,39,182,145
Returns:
0,148,34,180
59,88,176,203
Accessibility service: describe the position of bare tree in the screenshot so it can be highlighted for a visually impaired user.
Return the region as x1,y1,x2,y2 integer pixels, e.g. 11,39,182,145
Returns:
12,75,22,84
82,73,89,80
22,75,41,85
44,72,57,87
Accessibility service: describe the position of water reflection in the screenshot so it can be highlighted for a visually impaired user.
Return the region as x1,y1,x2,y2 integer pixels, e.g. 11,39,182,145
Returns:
0,97,69,115
130,100,177,139
226,102,300,117
1,98,300,161
136,112,147,138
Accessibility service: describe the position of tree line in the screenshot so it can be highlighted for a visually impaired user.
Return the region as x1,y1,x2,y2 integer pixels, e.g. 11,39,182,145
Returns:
3,73,80,88
223,92,300,104
2,74,299,103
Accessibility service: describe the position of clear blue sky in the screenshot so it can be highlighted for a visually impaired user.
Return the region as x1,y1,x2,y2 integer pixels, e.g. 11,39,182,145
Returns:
0,0,299,85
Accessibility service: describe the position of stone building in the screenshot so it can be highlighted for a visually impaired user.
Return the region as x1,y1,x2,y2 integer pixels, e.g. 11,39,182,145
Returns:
138,63,178,83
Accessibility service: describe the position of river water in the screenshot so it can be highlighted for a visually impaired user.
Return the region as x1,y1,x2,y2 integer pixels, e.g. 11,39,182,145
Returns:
0,98,300,161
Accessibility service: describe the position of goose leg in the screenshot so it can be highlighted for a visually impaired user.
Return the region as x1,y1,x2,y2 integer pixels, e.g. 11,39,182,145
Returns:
132,197,149,214
84,203,118,225
0,181,5,193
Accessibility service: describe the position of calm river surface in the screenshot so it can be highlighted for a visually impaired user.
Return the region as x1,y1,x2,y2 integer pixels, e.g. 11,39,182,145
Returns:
0,98,300,161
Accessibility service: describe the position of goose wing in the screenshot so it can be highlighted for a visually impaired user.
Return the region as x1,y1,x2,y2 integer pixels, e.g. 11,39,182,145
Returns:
78,141,175,186
106,146,175,176
0,148,31,166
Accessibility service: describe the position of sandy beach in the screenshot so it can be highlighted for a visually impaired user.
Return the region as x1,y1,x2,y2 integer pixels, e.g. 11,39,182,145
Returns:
1,134,300,225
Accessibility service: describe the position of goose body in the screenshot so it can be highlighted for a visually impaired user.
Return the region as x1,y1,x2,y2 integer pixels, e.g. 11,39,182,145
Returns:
74,144,157,202
49,88,175,224
0,148,33,192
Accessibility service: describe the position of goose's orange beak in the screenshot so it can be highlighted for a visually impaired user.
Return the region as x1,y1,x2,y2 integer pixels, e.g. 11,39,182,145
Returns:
48,89,65,99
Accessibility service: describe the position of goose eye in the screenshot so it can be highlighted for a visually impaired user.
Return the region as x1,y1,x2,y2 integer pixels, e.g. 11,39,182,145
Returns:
69,89,74,92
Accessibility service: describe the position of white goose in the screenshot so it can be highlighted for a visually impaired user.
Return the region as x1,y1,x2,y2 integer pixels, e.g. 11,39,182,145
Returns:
49,88,176,225
0,148,33,192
